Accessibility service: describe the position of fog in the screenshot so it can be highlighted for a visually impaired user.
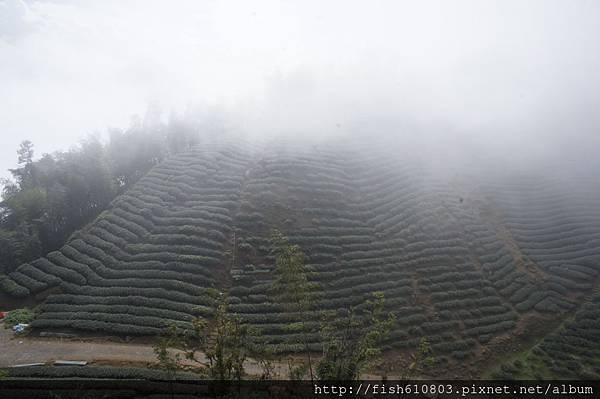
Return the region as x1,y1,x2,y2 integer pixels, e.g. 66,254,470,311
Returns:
1,0,600,181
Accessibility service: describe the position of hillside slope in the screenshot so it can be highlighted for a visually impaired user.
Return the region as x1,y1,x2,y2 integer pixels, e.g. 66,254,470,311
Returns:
2,138,600,377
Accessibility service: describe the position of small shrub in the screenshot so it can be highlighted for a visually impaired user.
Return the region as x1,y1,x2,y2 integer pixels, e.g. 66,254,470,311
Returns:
4,308,35,328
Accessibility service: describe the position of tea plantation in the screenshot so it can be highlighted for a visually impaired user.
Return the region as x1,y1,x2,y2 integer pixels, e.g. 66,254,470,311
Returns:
2,138,599,377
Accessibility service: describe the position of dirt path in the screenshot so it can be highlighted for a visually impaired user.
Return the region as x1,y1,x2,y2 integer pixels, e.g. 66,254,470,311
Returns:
0,327,291,377
0,327,162,366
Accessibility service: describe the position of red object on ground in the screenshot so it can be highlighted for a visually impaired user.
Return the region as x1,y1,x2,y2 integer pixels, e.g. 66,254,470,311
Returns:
0,312,6,319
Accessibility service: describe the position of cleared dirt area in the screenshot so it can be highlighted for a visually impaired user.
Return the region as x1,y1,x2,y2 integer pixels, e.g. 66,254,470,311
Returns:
0,326,293,377
0,326,161,367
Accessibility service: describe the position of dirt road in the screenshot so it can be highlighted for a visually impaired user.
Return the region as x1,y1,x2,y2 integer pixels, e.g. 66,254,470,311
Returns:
0,327,289,376
0,327,164,366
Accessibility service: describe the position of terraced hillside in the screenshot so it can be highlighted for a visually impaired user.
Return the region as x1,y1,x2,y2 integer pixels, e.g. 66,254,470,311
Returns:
2,138,600,377
492,293,600,379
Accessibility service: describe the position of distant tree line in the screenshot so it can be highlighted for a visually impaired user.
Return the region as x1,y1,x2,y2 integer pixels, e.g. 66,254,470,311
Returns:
0,115,201,274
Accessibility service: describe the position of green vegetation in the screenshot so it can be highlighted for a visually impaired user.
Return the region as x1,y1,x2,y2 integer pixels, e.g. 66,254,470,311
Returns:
2,138,600,378
317,291,395,380
0,119,199,275
492,296,600,380
5,365,199,380
269,228,319,380
154,289,271,381
186,292,260,380
402,337,435,378
269,231,396,380
153,324,187,380
3,308,35,328
153,232,398,381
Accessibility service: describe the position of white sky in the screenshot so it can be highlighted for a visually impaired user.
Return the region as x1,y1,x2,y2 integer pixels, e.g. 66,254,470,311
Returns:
1,0,600,180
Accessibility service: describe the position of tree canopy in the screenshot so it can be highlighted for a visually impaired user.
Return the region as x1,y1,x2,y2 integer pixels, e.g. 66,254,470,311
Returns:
0,117,201,274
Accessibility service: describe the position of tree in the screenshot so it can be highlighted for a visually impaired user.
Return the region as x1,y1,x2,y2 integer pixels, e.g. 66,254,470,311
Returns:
0,113,202,276
153,323,187,399
0,186,45,271
316,292,396,380
17,140,34,166
188,293,250,380
107,124,166,190
0,137,117,273
154,290,269,381
153,324,186,378
269,229,319,381
402,337,435,378
9,140,35,189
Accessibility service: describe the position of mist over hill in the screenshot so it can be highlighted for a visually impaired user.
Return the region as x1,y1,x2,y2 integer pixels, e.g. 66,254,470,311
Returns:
2,133,599,378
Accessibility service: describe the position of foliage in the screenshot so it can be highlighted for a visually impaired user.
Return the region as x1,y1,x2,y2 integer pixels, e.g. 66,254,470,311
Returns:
269,229,318,313
154,290,270,381
190,293,250,380
3,308,35,328
0,138,115,273
153,324,186,379
107,126,165,190
316,291,396,380
6,365,199,380
4,136,598,380
269,229,319,380
491,296,600,380
0,116,201,274
402,337,435,378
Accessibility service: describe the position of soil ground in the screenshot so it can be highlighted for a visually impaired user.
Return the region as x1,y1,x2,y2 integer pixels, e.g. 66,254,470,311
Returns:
0,325,291,377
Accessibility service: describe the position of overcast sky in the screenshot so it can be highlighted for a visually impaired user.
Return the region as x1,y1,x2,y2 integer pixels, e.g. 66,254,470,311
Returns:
1,0,600,180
